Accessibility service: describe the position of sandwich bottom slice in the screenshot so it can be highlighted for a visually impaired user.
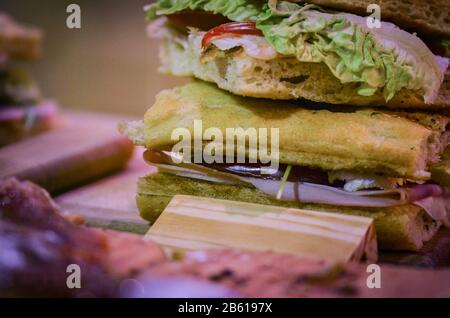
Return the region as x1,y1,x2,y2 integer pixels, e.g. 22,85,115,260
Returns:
137,173,440,252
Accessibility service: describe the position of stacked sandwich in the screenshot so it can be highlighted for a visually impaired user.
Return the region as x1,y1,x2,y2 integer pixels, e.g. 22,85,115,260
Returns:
0,13,58,147
121,0,450,251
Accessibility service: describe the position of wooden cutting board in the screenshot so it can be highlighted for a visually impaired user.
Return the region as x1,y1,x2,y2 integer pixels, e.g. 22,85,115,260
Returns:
55,150,450,267
0,111,134,194
146,195,378,263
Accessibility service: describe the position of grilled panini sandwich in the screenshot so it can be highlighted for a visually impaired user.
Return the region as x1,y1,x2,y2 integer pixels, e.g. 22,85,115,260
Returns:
121,1,450,251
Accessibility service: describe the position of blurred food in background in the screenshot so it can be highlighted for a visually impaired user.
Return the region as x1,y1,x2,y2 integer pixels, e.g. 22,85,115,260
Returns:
0,12,58,147
2,178,449,298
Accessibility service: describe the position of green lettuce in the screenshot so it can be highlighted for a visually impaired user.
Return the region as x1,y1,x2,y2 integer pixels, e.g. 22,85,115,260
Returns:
146,0,446,102
256,3,408,101
145,0,264,22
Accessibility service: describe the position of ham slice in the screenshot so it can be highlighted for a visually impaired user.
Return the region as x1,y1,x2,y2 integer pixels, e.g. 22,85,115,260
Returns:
146,151,450,225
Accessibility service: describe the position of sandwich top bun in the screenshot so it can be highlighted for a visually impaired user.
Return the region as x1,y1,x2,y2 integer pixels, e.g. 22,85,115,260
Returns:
158,34,450,109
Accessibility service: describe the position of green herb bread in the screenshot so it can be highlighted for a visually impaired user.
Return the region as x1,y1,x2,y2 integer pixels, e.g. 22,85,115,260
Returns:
136,172,441,251
159,37,450,109
120,81,450,183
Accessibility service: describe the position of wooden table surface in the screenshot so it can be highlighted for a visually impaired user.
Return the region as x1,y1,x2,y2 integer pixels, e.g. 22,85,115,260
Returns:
0,111,133,195
56,148,152,234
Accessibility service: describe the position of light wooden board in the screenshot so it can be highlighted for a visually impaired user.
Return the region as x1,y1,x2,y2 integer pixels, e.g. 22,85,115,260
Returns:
56,149,154,234
0,111,134,194
146,195,378,263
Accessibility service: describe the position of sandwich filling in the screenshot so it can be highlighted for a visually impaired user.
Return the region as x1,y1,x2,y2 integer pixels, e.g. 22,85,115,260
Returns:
146,0,449,103
143,150,450,226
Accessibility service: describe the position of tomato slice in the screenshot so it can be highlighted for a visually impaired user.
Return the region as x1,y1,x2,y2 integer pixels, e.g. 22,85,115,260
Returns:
201,22,263,48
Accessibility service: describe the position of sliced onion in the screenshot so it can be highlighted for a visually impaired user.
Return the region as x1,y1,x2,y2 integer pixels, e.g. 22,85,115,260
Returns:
202,22,263,48
143,151,449,221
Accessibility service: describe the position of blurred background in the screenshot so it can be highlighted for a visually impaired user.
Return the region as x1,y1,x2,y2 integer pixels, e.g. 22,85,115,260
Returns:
2,0,188,116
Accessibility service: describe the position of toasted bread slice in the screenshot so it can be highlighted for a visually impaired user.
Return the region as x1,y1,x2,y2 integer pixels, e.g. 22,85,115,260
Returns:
0,13,42,60
159,38,450,109
120,81,449,181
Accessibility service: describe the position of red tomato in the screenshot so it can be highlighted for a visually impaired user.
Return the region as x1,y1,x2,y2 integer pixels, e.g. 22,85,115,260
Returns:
202,22,263,48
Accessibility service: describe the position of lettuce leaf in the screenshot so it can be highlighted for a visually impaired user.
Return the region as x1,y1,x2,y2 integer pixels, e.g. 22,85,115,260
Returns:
145,0,264,22
146,0,446,103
